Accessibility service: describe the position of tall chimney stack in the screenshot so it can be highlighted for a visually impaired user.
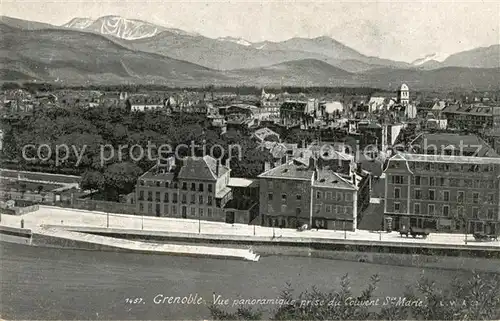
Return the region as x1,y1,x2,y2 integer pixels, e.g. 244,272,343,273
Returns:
216,159,220,177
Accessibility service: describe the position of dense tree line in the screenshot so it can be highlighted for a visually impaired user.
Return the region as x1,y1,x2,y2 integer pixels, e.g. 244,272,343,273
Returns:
209,272,500,320
1,106,273,201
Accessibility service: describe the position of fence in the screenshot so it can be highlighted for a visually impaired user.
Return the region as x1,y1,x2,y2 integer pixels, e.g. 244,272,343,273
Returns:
68,198,136,215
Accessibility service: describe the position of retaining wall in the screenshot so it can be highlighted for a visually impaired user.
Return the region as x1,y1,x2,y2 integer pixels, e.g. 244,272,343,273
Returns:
0,225,32,245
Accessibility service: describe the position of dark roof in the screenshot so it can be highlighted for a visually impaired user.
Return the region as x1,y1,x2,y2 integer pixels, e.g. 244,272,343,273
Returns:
178,156,229,181
442,104,498,116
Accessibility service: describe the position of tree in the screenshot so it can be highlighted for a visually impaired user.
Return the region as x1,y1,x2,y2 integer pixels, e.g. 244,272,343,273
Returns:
209,273,500,320
103,162,143,201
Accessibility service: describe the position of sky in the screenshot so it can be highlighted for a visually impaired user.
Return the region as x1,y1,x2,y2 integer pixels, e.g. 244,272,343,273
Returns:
2,0,499,62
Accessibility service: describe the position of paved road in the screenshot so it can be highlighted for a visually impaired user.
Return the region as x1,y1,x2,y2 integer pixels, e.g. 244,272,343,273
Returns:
0,242,475,320
2,206,498,248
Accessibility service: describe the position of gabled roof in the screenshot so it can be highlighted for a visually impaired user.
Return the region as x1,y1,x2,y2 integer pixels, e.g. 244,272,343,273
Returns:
178,156,229,181
313,170,357,190
258,161,314,181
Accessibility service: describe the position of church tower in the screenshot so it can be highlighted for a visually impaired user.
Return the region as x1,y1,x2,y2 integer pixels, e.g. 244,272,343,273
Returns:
397,83,410,106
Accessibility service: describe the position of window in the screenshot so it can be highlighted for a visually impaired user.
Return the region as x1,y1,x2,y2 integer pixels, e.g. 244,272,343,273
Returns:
281,194,287,201
208,184,213,192
140,180,145,186
139,191,144,201
199,208,204,217
326,205,332,213
155,192,160,202
487,208,495,220
414,203,420,214
190,207,196,216
181,194,187,204
199,183,204,192
182,182,187,190
394,202,401,213
268,193,273,201
326,192,333,200
443,205,449,217
296,194,302,200
394,188,401,199
199,195,204,204
148,203,152,214
156,181,161,187
415,189,421,200
443,191,450,202
147,191,153,201
190,194,195,204
316,191,321,199
208,196,213,205
345,193,352,202
429,190,435,201
428,204,435,215
139,203,144,211
472,207,479,219
392,175,404,184
164,193,169,203
429,177,435,186
336,192,343,201
165,182,169,188
296,208,301,216
190,183,195,191
281,204,287,213
163,204,169,215
488,193,494,203
457,191,464,203
414,176,421,186
457,206,464,217
473,192,479,204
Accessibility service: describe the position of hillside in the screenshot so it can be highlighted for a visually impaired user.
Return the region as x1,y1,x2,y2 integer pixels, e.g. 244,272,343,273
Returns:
0,24,226,86
441,45,500,69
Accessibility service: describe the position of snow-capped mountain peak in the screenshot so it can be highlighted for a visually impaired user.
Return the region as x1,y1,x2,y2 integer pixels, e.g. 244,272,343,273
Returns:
62,17,94,29
217,36,252,46
411,53,449,65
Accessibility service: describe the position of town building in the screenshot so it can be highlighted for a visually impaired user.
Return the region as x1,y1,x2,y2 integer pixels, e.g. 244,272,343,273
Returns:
442,104,500,131
135,155,233,222
279,99,318,129
384,152,500,234
258,150,370,231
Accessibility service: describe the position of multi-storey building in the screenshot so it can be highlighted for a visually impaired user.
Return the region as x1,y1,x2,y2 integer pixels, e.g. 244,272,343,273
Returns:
384,153,500,234
258,155,369,231
135,155,233,222
442,104,500,131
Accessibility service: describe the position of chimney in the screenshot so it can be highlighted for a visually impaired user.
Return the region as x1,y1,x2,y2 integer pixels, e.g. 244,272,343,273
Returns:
352,174,356,187
216,159,220,177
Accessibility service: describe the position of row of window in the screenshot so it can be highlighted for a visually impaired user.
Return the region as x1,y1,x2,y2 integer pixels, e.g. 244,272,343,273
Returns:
391,175,496,189
138,191,213,205
138,203,214,217
393,202,496,220
393,188,495,204
139,180,214,192
391,162,496,173
266,204,353,216
267,191,352,202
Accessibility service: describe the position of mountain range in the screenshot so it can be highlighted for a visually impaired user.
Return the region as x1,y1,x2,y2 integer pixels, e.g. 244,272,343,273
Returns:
0,15,499,90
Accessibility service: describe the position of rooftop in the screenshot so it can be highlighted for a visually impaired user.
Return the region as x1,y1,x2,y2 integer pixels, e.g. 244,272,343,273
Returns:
410,133,499,157
313,170,357,190
258,160,314,181
178,156,229,181
228,177,257,188
390,152,500,165
442,104,500,116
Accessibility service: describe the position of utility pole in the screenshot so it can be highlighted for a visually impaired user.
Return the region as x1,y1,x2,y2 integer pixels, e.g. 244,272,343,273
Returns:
106,212,109,228
198,212,201,234
141,214,144,230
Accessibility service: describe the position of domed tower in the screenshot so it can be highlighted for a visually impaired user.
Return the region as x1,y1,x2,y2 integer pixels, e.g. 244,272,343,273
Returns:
397,83,410,106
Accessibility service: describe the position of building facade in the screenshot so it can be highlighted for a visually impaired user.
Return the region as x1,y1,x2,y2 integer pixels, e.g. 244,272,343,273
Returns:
384,153,500,234
135,155,233,222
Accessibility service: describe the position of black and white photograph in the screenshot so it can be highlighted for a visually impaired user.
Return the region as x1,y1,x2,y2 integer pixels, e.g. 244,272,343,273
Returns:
0,0,499,320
